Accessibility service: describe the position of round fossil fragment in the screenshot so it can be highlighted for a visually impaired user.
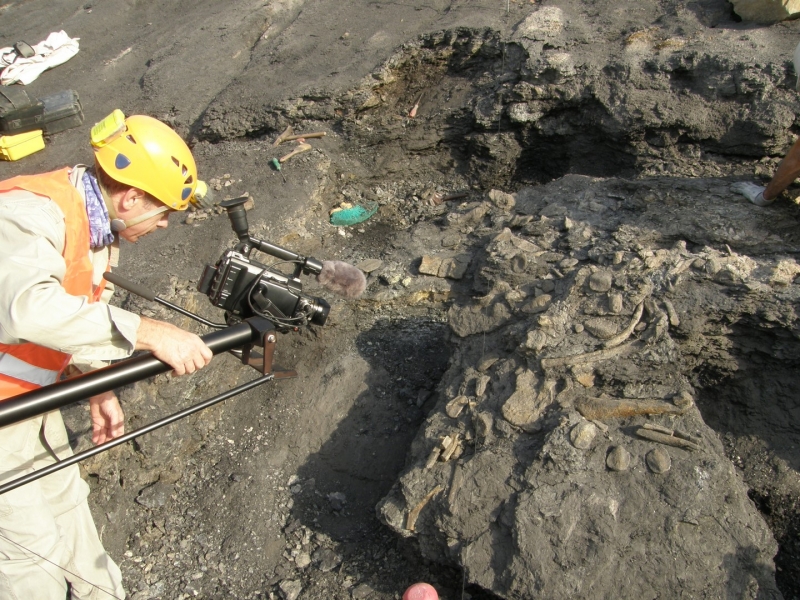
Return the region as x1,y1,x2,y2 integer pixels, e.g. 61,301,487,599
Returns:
588,270,613,293
606,446,632,471
646,447,671,474
673,390,694,409
569,421,597,449
511,254,527,273
525,329,548,352
584,317,618,340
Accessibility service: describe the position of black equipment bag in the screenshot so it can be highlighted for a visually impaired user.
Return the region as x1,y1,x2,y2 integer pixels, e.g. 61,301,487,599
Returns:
40,90,84,135
0,86,44,135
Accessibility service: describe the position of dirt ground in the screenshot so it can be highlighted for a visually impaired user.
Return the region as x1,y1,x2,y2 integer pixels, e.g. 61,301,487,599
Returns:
1,1,800,599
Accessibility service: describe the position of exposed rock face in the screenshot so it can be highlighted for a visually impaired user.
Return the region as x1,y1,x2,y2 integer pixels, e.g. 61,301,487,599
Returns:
378,174,792,599
730,0,800,24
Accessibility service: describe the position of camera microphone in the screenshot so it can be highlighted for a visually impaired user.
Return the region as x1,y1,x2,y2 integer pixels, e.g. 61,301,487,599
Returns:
316,261,367,299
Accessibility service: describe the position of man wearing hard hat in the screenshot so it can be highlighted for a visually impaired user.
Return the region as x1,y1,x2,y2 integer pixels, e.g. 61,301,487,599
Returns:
732,41,800,206
0,111,214,599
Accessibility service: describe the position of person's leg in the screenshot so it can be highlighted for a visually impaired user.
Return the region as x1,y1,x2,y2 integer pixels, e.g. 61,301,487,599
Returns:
0,418,72,599
764,136,800,201
54,500,125,600
38,411,125,599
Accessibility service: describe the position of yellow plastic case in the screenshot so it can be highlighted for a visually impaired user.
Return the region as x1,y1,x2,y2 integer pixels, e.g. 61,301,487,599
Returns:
0,129,45,161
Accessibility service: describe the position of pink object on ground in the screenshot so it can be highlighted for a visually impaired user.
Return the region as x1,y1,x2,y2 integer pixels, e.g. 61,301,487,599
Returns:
403,582,439,600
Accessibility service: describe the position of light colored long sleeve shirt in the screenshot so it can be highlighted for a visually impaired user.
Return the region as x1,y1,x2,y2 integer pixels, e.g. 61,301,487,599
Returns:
0,166,139,367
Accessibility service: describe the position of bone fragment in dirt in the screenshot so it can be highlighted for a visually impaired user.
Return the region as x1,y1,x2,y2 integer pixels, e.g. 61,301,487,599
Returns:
409,93,423,118
279,142,312,163
635,427,703,451
602,301,645,348
447,463,463,512
406,485,444,531
428,191,469,206
663,298,680,327
577,395,691,420
279,131,327,143
272,124,293,146
540,340,641,370
642,422,702,445
440,433,461,462
425,446,442,469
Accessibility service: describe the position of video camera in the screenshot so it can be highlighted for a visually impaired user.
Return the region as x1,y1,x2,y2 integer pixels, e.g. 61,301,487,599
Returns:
197,196,330,331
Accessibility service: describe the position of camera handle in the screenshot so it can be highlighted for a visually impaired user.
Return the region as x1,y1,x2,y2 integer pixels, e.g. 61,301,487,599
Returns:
220,196,323,278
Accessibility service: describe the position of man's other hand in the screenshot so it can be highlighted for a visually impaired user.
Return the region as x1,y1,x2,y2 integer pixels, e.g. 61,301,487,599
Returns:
90,391,125,445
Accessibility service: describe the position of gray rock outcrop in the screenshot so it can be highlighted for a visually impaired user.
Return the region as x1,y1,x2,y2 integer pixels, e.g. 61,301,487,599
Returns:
378,174,790,599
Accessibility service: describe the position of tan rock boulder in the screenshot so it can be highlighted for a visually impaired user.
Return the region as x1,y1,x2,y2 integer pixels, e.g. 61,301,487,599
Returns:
730,0,800,23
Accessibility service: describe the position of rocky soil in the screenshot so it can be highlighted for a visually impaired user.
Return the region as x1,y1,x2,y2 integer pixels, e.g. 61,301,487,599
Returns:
2,1,800,599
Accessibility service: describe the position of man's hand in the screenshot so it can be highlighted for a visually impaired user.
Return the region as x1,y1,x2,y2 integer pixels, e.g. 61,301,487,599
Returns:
90,391,125,445
135,316,213,376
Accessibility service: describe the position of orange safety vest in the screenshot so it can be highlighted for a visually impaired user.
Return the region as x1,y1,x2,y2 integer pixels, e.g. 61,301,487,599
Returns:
0,168,106,401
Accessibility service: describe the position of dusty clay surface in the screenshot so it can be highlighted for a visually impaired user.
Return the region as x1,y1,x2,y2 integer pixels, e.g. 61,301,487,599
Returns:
2,1,800,599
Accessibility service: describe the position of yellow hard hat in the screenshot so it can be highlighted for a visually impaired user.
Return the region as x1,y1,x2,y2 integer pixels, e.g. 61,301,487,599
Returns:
91,110,197,210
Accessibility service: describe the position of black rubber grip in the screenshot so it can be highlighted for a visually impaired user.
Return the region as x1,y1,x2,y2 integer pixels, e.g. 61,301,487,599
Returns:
104,271,157,301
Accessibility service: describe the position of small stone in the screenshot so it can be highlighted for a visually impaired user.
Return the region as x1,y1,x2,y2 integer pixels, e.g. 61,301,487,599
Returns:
606,446,632,471
295,552,311,569
351,583,375,599
524,329,548,352
692,258,707,270
559,257,579,269
575,371,595,388
445,396,469,418
474,412,494,439
704,259,721,275
588,270,613,293
673,390,694,408
646,447,671,473
477,355,499,372
475,375,491,397
327,492,346,511
522,294,552,314
488,189,516,210
574,323,584,333
569,421,597,449
608,292,623,314
313,547,342,572
279,579,303,600
357,258,383,273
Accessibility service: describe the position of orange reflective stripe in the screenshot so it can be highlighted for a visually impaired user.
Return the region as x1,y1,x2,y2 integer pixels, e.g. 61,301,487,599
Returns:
0,168,103,401
0,374,40,399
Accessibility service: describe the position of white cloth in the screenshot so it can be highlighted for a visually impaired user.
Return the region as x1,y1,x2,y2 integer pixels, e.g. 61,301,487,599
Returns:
0,31,80,86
